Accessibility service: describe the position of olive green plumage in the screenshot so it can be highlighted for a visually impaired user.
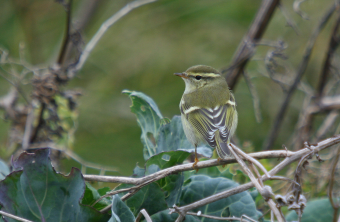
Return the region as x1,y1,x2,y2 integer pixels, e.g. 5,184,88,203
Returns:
175,65,238,160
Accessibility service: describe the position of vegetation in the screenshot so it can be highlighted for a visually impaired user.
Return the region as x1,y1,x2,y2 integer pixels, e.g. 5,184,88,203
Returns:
0,0,339,221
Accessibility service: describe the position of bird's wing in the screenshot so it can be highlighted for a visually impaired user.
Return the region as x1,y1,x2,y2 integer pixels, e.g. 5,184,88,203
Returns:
181,102,236,148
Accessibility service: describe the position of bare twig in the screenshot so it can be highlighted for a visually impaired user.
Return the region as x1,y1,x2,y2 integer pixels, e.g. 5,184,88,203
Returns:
0,210,33,222
135,209,152,222
169,135,340,221
278,3,300,35
72,0,157,75
22,105,34,150
264,2,338,150
84,148,295,184
186,211,257,221
243,71,262,123
229,144,284,222
224,0,280,89
316,111,339,140
293,0,310,20
57,0,73,67
317,12,340,98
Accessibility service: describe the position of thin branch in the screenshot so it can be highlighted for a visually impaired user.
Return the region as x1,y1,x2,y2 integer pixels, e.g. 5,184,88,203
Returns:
264,2,338,150
84,149,295,184
29,103,45,143
278,3,300,35
293,0,310,20
135,209,152,222
22,105,34,150
57,0,73,67
229,144,284,222
317,12,340,98
170,135,340,219
316,111,339,141
0,210,33,222
224,0,280,89
186,211,257,221
243,71,262,123
72,0,157,75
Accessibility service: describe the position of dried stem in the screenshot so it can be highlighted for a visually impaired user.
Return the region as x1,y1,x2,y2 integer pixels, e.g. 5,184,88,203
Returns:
229,144,284,221
224,0,280,89
264,2,338,150
0,210,33,222
169,135,340,221
186,211,257,221
72,0,157,75
135,209,152,222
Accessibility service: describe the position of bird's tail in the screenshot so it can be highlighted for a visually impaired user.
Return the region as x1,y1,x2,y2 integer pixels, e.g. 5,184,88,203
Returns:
215,131,232,159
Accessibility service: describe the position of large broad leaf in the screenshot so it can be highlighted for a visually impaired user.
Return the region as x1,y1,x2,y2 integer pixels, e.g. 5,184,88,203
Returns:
180,175,260,221
286,198,340,222
81,182,111,211
148,209,199,222
184,165,234,181
145,151,191,206
0,148,109,222
156,116,213,157
109,194,135,222
123,90,163,159
117,182,168,216
123,90,213,160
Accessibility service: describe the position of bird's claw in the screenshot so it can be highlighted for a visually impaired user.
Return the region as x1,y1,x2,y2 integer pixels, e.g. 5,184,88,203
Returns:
192,156,199,173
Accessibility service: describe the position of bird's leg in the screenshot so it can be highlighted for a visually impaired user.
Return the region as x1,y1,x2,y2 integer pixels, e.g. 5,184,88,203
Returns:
217,158,226,168
192,145,199,172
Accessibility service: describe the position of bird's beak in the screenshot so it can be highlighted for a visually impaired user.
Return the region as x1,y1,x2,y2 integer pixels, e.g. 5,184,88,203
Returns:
174,72,188,79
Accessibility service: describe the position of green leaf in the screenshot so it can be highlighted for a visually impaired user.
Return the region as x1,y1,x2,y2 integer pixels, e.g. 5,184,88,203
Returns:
0,148,109,222
132,165,145,178
118,182,168,216
180,175,260,221
110,194,135,222
145,151,191,174
148,209,199,222
286,198,340,222
81,182,111,211
123,90,163,160
184,165,234,181
123,90,213,160
156,116,213,157
145,151,191,206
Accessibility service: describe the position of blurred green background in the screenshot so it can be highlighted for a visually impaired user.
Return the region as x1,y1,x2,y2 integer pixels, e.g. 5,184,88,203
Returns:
0,0,337,177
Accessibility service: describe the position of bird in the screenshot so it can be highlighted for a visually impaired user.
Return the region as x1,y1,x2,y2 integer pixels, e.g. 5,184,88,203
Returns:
174,65,238,168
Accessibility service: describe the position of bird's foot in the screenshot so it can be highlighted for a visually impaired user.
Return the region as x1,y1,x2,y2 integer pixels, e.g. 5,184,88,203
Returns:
217,157,226,168
192,156,199,173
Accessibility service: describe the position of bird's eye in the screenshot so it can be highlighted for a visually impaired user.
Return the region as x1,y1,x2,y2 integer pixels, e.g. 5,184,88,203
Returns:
195,75,202,80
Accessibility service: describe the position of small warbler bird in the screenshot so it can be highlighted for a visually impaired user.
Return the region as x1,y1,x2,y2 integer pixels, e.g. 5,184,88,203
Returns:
174,65,238,168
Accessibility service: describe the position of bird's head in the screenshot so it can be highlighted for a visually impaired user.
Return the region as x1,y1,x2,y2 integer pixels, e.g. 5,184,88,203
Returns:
174,65,224,93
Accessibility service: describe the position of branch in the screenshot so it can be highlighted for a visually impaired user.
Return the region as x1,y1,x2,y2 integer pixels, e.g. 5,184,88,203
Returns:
224,0,280,89
0,210,33,222
229,144,284,221
71,0,157,75
170,135,340,220
135,209,152,222
264,2,338,150
84,149,294,184
186,211,257,221
317,12,340,98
